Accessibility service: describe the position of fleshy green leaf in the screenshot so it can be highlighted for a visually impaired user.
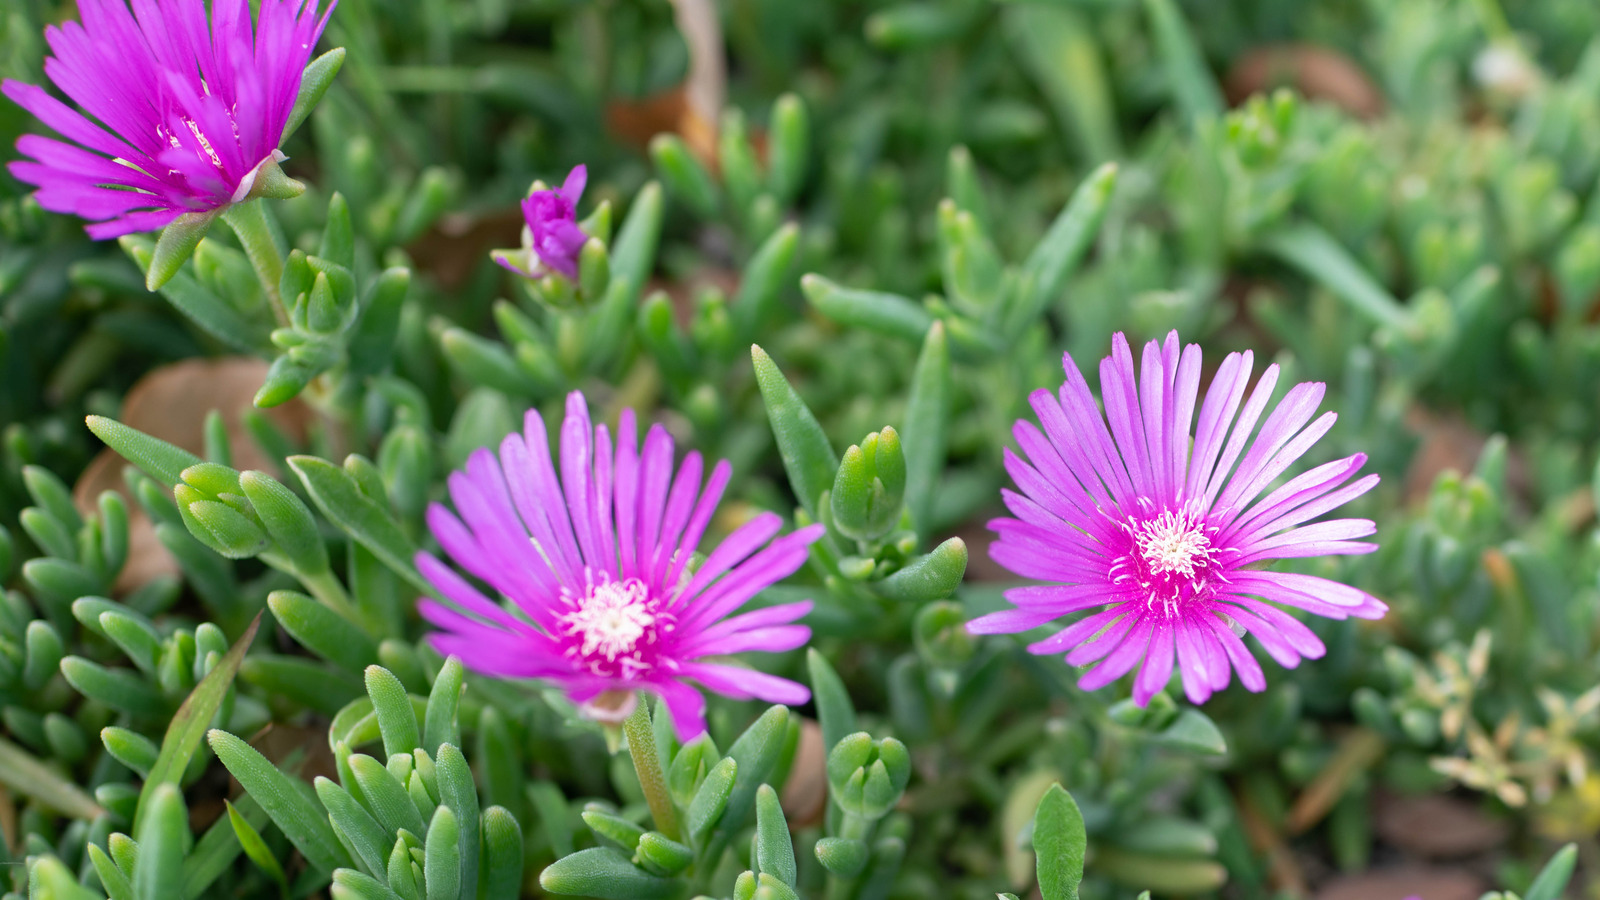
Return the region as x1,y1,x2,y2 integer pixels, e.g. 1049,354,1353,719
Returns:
0,734,102,819
134,783,189,900
86,416,204,489
422,656,464,756
1007,163,1117,336
1032,784,1086,900
539,847,678,899
754,784,797,887
806,649,856,756
227,799,288,889
366,665,422,757
1153,709,1228,756
134,612,261,836
288,455,431,594
1525,843,1578,900
270,590,376,672
878,537,967,602
752,346,837,518
208,728,353,872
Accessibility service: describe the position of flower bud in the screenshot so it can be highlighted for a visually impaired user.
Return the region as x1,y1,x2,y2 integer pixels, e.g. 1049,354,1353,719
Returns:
175,484,269,559
913,600,975,669
634,831,693,876
827,733,910,819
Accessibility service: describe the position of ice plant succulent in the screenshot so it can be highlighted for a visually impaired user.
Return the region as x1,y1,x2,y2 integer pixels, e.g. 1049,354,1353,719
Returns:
493,164,589,280
417,391,825,739
970,331,1386,705
2,0,336,240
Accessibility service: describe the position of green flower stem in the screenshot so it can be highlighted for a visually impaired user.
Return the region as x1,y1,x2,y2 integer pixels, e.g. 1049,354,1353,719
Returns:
1469,0,1513,40
296,567,361,630
839,811,872,841
623,695,681,841
222,200,287,322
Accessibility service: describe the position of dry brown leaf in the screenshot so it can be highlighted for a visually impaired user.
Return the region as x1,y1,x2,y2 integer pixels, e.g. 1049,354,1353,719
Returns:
1373,792,1508,857
606,0,728,167
407,206,525,291
1314,868,1484,900
72,358,312,593
1287,728,1386,835
646,266,742,325
1226,44,1386,119
780,718,828,829
1401,407,1528,508
1236,786,1308,896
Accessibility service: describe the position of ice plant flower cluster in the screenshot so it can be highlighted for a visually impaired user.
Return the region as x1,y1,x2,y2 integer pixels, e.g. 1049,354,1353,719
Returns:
3,0,335,238
417,391,825,739
493,164,589,280
970,331,1387,705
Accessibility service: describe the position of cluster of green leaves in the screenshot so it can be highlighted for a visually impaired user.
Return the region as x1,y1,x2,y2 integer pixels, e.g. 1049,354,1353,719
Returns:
9,0,1600,897
540,654,915,900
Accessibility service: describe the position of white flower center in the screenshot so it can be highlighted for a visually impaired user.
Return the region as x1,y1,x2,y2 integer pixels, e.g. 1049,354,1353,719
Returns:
1134,510,1213,578
559,576,656,661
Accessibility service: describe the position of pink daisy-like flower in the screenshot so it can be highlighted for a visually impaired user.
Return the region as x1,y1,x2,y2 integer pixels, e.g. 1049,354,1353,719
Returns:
3,0,335,238
417,391,825,739
493,164,588,281
970,331,1387,705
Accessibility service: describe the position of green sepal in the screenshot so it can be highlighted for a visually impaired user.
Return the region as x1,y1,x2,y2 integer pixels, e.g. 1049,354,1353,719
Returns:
244,155,306,201
147,211,220,291
286,47,346,141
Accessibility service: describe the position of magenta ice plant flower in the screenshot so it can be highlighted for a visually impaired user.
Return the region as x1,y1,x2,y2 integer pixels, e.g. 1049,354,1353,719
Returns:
417,390,825,739
3,0,335,238
970,331,1387,705
493,165,589,281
